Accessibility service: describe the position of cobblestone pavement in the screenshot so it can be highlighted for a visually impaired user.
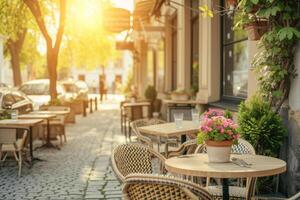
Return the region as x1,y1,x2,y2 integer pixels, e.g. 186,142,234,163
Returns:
0,99,125,200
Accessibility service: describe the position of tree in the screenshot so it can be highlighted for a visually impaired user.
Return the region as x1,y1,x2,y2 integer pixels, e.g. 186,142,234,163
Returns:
23,0,66,101
59,0,117,73
0,0,29,86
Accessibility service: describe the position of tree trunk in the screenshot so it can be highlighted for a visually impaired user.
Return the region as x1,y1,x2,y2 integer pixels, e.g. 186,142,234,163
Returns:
47,48,58,100
24,0,66,102
8,46,22,86
7,30,27,86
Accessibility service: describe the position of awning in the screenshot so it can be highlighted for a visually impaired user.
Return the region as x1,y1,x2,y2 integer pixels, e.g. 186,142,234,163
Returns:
133,0,165,31
103,7,131,33
133,0,156,22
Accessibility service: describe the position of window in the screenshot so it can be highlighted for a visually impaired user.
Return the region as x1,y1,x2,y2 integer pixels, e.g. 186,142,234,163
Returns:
147,49,154,86
190,0,199,92
2,94,15,108
171,14,177,90
222,9,248,99
12,92,25,102
156,39,165,92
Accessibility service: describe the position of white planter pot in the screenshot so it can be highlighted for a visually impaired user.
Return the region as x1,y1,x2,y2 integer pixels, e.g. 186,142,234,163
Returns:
206,140,232,163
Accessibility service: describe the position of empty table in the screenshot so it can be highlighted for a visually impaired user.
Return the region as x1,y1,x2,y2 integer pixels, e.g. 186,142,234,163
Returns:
18,114,58,149
138,121,199,156
0,119,44,165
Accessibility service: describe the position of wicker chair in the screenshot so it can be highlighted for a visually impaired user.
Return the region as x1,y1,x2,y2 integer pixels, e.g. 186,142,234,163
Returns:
40,106,68,146
195,138,256,200
167,139,198,158
130,118,179,153
252,191,300,200
111,143,166,183
123,173,213,200
0,127,29,177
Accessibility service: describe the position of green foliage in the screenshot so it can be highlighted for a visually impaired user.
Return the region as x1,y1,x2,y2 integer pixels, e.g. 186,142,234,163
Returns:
144,85,157,101
0,110,11,120
236,0,300,111
237,95,286,157
0,0,29,40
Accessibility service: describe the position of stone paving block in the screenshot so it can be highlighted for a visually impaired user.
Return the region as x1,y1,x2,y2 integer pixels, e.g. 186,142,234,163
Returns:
0,102,124,200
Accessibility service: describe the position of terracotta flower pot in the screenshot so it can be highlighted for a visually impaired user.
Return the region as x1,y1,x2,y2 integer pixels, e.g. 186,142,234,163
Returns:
206,140,233,163
227,0,237,9
244,21,268,41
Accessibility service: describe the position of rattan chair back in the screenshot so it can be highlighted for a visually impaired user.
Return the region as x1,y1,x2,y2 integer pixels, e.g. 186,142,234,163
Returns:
130,118,166,148
123,174,212,200
111,143,166,182
194,138,256,155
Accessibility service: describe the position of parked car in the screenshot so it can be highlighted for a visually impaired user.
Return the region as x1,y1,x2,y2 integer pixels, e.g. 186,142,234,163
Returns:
0,87,33,114
19,79,67,110
75,80,89,102
0,83,8,87
60,80,79,101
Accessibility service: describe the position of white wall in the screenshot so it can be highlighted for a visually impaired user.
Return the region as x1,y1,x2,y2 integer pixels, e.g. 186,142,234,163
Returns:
289,41,300,111
0,36,4,83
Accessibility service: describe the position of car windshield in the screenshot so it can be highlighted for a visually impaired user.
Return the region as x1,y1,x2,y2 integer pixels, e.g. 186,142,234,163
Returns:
63,84,77,93
75,81,88,90
20,84,49,95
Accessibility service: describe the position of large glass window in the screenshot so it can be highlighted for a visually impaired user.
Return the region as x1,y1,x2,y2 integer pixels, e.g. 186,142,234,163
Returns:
156,39,165,92
222,11,248,99
171,15,177,90
190,0,199,92
147,49,154,86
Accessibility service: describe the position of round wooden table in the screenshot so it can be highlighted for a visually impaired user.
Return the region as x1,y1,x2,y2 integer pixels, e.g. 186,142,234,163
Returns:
165,154,286,200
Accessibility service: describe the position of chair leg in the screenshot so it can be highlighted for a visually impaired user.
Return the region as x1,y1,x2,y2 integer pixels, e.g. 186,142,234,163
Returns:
18,151,22,177
59,135,63,146
124,120,128,142
63,127,67,143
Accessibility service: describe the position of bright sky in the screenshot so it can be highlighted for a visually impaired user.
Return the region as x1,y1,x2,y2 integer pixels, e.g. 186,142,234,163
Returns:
112,0,134,12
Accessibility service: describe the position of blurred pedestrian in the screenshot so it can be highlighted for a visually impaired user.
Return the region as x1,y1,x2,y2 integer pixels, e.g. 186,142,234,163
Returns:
99,77,107,101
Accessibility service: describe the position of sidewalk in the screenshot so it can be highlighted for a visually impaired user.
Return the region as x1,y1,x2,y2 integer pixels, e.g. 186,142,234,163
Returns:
0,98,125,200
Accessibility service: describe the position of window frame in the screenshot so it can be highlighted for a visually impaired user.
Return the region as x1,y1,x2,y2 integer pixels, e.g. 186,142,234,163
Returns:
220,1,248,102
190,0,199,89
171,13,178,91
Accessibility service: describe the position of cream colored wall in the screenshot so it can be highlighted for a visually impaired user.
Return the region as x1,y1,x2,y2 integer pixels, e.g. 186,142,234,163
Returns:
0,36,4,83
197,0,221,103
175,0,187,90
247,41,260,97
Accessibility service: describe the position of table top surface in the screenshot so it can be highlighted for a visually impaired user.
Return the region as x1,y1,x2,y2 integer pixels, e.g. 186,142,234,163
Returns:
138,121,199,137
31,110,70,115
18,114,56,119
163,99,205,105
165,154,286,178
0,118,44,126
123,102,151,107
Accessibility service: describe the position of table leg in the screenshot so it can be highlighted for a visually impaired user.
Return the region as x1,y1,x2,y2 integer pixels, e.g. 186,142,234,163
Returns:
37,119,60,150
41,119,60,150
222,178,229,200
165,138,169,158
29,126,33,163
181,135,186,143
28,126,44,166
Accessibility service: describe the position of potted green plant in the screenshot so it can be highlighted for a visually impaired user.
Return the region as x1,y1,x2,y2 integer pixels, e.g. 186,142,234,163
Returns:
237,95,286,192
144,85,162,114
198,109,239,163
170,89,190,101
234,1,268,40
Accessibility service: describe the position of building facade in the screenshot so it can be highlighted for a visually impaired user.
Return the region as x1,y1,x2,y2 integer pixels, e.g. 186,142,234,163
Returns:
132,0,300,196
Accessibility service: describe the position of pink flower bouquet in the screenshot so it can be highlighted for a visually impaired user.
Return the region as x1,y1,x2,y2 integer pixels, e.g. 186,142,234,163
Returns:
198,110,240,145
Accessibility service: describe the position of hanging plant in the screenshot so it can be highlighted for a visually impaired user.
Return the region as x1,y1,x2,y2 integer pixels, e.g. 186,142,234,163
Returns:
235,0,300,112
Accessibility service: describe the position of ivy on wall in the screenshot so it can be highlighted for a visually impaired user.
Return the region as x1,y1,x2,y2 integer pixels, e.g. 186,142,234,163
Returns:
236,0,300,112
